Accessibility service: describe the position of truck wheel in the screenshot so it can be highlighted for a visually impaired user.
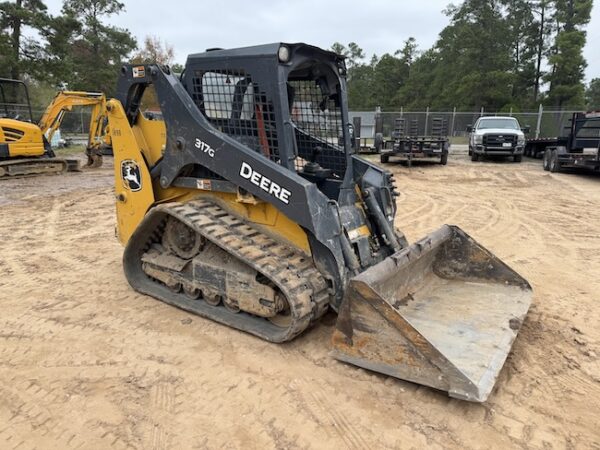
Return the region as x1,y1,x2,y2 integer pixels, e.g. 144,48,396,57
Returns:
440,152,448,165
514,155,522,163
471,152,479,162
380,153,389,164
542,149,551,171
549,150,561,173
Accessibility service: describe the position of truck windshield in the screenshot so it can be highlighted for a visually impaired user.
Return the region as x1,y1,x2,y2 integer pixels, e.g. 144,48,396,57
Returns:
477,118,519,130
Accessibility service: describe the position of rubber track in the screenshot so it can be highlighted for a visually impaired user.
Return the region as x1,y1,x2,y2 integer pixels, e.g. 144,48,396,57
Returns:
0,158,76,179
131,198,330,342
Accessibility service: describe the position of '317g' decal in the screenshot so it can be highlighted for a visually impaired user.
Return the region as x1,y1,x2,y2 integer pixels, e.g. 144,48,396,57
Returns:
195,138,216,157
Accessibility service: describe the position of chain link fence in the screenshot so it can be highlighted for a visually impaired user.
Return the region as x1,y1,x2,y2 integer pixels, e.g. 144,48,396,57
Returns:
350,107,580,141
30,108,93,145
32,108,94,133
31,106,580,144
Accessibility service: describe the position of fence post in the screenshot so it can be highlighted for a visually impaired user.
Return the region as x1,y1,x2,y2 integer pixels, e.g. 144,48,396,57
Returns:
535,104,543,139
424,106,430,136
374,106,382,138
451,106,456,137
400,106,403,118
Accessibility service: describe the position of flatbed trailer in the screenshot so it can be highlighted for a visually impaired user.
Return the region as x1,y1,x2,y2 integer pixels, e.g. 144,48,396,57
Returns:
379,117,449,165
380,136,449,165
525,112,600,173
524,137,568,158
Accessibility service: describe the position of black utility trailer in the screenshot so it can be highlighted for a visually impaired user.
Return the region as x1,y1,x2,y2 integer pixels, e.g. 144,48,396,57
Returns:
525,112,600,173
380,117,449,165
524,137,568,158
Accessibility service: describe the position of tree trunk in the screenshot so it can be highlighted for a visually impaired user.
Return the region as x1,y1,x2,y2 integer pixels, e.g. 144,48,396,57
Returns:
533,1,546,103
10,0,23,80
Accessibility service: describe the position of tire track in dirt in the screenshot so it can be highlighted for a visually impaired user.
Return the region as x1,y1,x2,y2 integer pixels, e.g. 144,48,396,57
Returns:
291,377,371,450
1,159,600,448
0,374,131,449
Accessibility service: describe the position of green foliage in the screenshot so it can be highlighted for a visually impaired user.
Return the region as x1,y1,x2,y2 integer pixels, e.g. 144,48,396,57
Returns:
0,0,134,96
335,0,592,111
544,0,592,108
331,41,365,68
0,0,52,79
586,78,600,110
61,0,136,95
27,79,59,110
431,0,514,109
334,38,417,110
0,0,593,112
39,13,80,85
503,0,539,106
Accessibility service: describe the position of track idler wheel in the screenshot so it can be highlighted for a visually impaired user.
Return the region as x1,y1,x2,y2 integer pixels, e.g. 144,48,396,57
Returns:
162,217,204,259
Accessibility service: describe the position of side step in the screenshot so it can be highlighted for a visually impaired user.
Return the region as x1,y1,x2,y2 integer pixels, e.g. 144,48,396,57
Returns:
332,225,532,402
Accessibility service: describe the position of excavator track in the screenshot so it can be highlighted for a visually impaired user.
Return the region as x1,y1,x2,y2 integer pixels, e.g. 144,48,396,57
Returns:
0,158,80,179
123,199,330,342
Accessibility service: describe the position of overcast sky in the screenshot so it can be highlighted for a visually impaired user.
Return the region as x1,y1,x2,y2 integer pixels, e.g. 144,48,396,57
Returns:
43,0,599,82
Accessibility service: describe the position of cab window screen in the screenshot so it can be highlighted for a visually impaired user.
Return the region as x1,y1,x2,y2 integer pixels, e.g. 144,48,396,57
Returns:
190,70,279,162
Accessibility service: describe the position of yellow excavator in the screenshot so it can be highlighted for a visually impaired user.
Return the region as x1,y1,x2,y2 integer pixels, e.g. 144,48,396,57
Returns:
105,44,532,402
0,78,109,178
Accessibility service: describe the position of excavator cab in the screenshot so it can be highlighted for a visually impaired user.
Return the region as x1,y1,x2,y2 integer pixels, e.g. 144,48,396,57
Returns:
109,43,532,402
0,78,34,122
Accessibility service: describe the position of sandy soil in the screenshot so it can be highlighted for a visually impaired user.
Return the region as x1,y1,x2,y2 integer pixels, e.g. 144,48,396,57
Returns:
0,153,599,449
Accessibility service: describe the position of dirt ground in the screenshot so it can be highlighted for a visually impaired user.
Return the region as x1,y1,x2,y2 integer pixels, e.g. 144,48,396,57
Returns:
0,152,599,450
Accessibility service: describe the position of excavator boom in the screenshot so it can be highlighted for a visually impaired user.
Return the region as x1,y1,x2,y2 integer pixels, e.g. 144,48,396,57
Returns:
38,91,110,167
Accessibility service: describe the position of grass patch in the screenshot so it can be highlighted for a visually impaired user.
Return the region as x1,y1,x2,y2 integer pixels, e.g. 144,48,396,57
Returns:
54,145,87,157
449,136,468,145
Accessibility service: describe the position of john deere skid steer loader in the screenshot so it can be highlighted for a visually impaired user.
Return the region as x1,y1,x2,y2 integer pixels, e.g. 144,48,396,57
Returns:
106,43,532,402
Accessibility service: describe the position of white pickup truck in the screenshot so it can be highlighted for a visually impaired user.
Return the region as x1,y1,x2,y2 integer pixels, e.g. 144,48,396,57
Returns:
467,116,528,162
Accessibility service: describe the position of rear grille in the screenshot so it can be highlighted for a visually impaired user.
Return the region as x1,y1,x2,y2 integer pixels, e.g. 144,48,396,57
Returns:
1,127,24,142
483,134,516,148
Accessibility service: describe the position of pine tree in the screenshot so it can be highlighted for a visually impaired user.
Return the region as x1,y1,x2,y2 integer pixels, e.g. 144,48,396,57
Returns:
586,79,600,110
545,0,592,108
503,0,539,108
61,0,136,94
0,0,52,80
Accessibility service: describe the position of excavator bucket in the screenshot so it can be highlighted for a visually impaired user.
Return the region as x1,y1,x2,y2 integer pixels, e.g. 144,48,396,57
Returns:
331,225,532,402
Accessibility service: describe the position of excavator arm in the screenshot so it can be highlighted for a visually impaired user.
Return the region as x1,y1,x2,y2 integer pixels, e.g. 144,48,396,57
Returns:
38,91,109,166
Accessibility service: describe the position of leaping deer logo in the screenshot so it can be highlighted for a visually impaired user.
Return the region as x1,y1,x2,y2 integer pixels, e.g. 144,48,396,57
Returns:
121,160,142,191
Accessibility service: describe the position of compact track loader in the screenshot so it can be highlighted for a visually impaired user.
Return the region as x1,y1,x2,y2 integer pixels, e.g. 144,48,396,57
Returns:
0,78,109,178
106,43,532,402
